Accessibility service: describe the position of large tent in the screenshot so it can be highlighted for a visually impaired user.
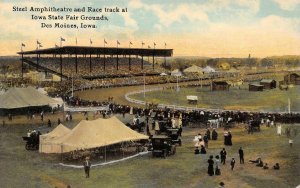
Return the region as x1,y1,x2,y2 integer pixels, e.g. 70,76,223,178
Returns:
0,87,60,109
39,124,71,153
203,66,216,73
183,65,203,74
41,116,149,153
171,69,183,76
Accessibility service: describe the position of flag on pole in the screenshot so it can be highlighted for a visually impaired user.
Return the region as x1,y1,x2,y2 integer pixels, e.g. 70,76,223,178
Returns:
117,40,120,45
130,42,133,45
37,40,41,45
90,38,93,45
104,39,107,44
55,44,59,48
148,45,151,48
75,37,77,45
60,37,66,42
164,42,167,47
21,43,25,47
154,42,156,46
39,44,43,48
142,42,145,45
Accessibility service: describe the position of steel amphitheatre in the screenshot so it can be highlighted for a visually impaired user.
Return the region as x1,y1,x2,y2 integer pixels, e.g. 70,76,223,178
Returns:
0,44,299,188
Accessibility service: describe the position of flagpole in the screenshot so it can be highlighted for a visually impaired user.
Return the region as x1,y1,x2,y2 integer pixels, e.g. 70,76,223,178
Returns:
143,73,146,98
288,98,291,114
60,36,62,47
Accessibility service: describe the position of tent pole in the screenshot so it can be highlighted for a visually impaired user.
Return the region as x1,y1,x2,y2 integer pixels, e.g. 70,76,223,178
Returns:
105,146,107,162
61,145,63,162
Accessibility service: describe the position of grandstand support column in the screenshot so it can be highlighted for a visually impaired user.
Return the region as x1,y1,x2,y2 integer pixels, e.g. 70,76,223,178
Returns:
103,55,106,71
36,53,39,71
75,53,78,73
117,54,119,70
60,54,63,82
21,54,24,79
141,56,144,70
89,53,92,73
152,54,155,70
128,55,131,71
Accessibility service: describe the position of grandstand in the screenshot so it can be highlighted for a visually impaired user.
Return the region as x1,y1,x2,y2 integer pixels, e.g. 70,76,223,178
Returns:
18,46,173,80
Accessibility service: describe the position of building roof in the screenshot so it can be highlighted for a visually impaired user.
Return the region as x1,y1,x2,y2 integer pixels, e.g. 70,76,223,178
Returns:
18,46,173,57
249,83,264,87
213,81,229,85
260,79,275,83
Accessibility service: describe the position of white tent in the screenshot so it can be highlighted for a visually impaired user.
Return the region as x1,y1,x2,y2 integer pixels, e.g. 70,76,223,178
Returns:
0,87,60,109
183,65,203,74
203,66,216,73
42,116,149,153
39,124,71,153
171,69,182,76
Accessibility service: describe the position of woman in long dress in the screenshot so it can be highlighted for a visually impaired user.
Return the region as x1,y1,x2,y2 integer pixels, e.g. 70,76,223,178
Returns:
207,155,214,176
277,125,282,136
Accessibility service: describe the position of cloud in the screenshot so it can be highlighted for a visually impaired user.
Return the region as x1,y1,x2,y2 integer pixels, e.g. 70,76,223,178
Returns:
272,0,300,11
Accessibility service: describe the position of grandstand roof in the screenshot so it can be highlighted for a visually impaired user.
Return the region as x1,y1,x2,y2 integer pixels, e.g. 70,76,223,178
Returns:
18,46,173,57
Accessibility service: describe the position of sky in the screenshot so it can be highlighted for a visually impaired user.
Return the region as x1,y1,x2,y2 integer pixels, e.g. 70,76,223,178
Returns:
0,0,300,57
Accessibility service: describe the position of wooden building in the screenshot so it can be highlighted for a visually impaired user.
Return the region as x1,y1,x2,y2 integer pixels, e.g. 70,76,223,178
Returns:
260,79,276,89
212,81,230,91
249,83,264,91
284,73,300,85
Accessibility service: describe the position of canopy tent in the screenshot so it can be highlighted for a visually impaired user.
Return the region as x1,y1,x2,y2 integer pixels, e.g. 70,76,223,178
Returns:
171,69,182,76
183,65,204,74
0,87,60,109
39,124,71,153
203,66,216,73
42,116,149,153
186,95,198,101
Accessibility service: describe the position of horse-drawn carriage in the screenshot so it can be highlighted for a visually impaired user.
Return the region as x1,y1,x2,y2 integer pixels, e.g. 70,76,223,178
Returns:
126,122,145,133
22,132,40,150
166,128,182,146
247,120,261,133
150,135,176,158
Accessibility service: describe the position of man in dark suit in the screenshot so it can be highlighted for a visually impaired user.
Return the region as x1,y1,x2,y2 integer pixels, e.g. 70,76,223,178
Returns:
83,157,91,178
239,147,244,164
220,148,227,165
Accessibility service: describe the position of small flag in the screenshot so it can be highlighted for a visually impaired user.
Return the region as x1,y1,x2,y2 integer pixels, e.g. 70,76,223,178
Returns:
21,43,25,47
39,44,43,48
117,40,120,45
37,40,41,45
142,42,145,45
61,37,66,42
130,41,133,45
154,42,156,46
55,44,59,48
90,38,93,45
165,42,167,46
104,39,107,44
148,45,151,48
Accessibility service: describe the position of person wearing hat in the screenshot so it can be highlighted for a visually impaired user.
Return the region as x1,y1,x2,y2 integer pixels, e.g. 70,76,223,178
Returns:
83,157,91,178
207,155,214,176
219,182,225,188
230,158,236,170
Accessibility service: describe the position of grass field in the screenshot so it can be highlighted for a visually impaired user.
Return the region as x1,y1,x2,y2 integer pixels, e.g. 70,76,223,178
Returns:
130,85,300,112
0,112,299,188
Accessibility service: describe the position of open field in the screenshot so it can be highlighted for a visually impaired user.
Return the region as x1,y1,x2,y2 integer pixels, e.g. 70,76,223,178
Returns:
0,112,299,188
130,85,300,112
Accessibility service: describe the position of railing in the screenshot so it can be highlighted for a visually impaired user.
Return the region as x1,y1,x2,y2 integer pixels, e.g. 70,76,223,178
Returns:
64,105,109,112
125,88,299,114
